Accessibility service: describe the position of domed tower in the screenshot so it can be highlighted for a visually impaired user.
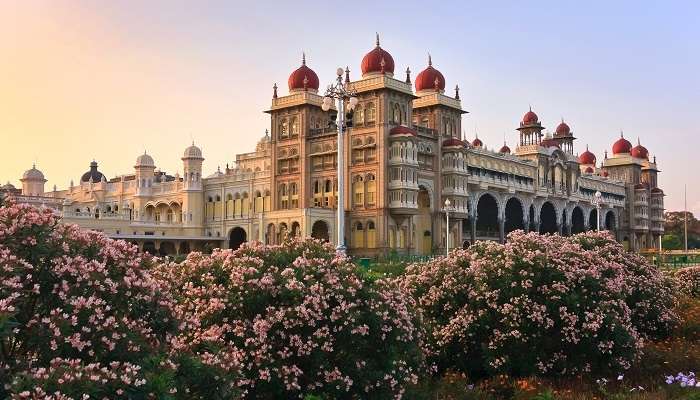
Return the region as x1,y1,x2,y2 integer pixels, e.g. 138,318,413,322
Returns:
181,143,204,227
20,164,46,196
552,119,576,155
81,161,104,183
412,54,466,139
516,107,545,148
578,145,596,173
134,152,156,197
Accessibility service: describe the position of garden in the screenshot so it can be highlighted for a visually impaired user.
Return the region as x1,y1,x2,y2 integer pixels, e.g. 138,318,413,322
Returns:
1,200,698,399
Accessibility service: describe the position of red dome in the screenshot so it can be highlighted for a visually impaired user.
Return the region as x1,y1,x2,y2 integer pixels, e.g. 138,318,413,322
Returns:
288,54,319,92
541,138,559,148
462,138,471,147
361,35,395,76
442,137,464,147
630,139,649,159
415,55,446,92
584,166,594,174
389,125,417,136
499,143,511,154
472,137,483,147
522,109,538,125
612,133,632,154
555,120,571,136
579,146,596,165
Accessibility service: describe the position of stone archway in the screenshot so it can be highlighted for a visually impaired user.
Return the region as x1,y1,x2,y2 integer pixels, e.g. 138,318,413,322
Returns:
178,242,190,255
605,210,616,231
143,241,156,255
159,242,176,256
311,220,330,242
589,209,599,231
571,207,586,234
229,227,247,250
504,197,524,235
476,193,499,239
540,202,558,234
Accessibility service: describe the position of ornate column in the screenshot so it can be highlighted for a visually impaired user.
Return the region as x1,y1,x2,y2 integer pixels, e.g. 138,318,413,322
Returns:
498,217,505,243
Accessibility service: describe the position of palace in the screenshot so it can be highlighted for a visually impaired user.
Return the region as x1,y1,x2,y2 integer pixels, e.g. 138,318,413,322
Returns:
2,36,665,255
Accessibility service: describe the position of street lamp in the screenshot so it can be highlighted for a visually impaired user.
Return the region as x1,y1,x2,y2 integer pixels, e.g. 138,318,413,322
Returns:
442,198,454,256
593,191,603,232
321,67,358,254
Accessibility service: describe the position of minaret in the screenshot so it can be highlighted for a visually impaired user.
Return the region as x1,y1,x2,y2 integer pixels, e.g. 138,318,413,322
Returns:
182,142,204,226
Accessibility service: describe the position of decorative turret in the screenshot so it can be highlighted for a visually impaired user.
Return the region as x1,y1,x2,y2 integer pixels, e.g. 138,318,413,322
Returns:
517,106,545,146
134,151,156,197
20,164,46,196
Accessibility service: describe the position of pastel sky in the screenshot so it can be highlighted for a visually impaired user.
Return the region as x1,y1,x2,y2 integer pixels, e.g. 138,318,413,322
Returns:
1,1,698,215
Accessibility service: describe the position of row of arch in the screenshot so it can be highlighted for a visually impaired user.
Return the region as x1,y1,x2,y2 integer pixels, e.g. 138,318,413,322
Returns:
207,191,272,220
473,193,616,240
227,220,332,250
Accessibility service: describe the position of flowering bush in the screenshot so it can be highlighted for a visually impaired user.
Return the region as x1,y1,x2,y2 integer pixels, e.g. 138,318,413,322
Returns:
398,230,678,377
570,232,678,340
155,238,423,399
0,201,188,398
676,266,700,297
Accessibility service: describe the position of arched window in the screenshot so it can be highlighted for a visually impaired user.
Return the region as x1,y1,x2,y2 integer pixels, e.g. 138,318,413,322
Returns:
392,103,401,124
366,174,376,205
354,221,365,248
290,117,299,135
354,105,364,125
280,119,288,138
365,102,375,122
367,220,376,248
353,175,364,207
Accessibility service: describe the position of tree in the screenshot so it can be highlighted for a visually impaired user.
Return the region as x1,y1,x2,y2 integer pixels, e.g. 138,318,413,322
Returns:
664,211,700,249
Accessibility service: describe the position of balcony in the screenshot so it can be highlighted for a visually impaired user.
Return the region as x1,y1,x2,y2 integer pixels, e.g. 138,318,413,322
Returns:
388,201,419,215
388,180,419,190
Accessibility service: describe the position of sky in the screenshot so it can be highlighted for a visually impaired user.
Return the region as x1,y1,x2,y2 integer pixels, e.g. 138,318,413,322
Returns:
1,0,699,214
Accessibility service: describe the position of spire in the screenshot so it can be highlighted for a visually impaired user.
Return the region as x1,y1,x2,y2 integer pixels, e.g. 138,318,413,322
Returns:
455,84,460,100
428,53,432,67
405,67,411,84
620,130,624,138
637,137,641,145
345,66,350,83
529,104,532,112
302,52,306,66
375,32,380,46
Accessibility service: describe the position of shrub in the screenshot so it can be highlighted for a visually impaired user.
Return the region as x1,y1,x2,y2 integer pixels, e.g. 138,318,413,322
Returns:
398,230,678,377
676,266,700,297
156,238,423,399
571,232,678,339
0,201,188,398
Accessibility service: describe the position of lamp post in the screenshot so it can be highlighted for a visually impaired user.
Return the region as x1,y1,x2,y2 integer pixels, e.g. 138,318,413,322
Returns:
443,198,454,256
321,68,358,254
593,190,603,232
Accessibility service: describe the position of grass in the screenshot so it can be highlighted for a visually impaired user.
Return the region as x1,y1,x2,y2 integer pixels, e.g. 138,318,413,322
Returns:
407,297,700,400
